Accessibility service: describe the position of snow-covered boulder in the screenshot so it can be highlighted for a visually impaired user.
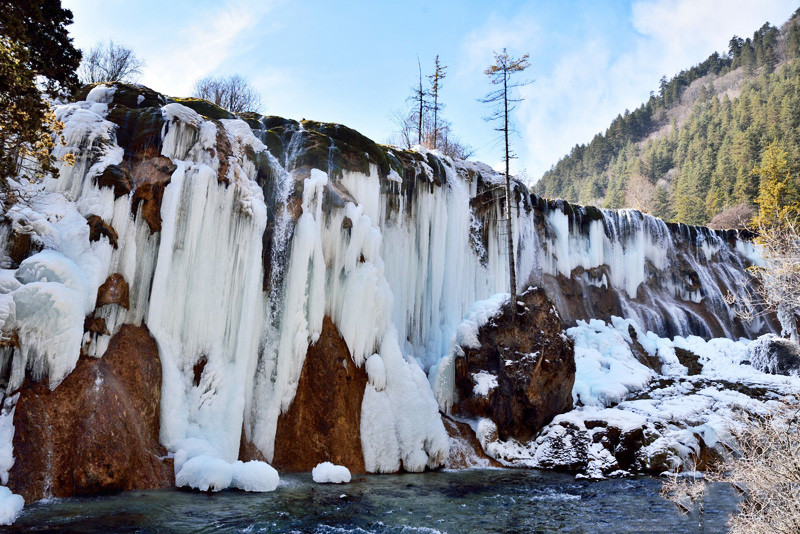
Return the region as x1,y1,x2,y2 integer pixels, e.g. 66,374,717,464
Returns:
749,334,800,376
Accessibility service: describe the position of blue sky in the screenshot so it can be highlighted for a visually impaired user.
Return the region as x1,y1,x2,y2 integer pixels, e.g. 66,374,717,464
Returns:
63,0,798,180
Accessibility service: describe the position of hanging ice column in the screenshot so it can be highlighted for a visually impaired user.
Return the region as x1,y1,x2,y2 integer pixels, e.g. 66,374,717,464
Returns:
249,168,449,472
147,106,277,491
349,157,538,372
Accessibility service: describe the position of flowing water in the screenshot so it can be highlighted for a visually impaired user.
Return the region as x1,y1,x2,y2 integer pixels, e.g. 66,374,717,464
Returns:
6,469,738,533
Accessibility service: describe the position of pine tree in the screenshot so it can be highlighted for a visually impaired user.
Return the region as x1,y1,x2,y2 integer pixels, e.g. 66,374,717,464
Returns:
481,49,531,318
0,0,81,207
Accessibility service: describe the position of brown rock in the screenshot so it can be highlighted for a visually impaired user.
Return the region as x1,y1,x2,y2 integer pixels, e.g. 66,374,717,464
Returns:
215,121,232,185
83,315,109,336
127,155,176,233
453,287,575,442
5,231,39,267
675,347,702,376
86,215,119,248
95,164,132,199
8,325,173,502
628,325,661,372
131,183,168,233
95,273,130,310
270,316,368,472
442,415,500,469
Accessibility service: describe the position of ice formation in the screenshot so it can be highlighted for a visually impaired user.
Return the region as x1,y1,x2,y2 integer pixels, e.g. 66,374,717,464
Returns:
0,83,783,518
312,462,351,484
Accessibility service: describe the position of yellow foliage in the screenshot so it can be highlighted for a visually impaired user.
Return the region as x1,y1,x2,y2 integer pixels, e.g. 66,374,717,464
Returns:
751,143,800,228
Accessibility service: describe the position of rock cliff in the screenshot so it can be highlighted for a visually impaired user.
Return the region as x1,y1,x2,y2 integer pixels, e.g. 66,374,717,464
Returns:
0,82,776,504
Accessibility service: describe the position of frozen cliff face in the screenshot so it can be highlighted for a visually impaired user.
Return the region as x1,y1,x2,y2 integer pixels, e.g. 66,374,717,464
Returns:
0,82,777,507
531,198,770,340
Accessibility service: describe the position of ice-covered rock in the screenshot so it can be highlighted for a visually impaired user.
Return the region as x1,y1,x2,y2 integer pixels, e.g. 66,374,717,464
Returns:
475,318,800,478
749,334,800,376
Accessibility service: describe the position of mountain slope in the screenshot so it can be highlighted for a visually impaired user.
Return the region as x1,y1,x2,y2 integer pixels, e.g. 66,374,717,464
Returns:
535,9,800,227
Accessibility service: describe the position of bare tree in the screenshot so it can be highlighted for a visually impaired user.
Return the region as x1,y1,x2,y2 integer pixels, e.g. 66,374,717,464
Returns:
662,405,800,534
746,218,800,341
408,56,429,146
428,55,447,149
388,109,417,149
708,203,754,230
437,119,474,160
192,74,263,114
79,41,144,83
480,48,531,318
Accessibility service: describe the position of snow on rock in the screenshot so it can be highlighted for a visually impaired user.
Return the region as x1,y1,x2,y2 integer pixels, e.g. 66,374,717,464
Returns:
568,319,656,407
232,461,280,492
476,317,800,478
472,371,498,397
454,294,508,350
748,334,800,376
172,439,278,492
312,462,351,484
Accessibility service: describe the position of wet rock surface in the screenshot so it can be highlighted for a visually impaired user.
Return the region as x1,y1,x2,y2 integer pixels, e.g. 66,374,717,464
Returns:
453,287,575,442
442,415,500,469
271,316,368,473
8,325,172,502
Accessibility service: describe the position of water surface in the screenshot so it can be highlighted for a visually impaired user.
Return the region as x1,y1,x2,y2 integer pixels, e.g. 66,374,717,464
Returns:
6,469,738,533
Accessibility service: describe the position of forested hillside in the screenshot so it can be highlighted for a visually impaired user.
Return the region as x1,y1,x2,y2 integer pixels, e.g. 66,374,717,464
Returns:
535,9,800,227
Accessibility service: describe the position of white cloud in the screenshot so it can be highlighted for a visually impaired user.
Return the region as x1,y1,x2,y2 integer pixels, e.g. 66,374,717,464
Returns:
141,0,274,96
63,0,274,97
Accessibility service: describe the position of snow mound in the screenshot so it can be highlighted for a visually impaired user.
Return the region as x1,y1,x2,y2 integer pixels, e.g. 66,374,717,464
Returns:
312,462,351,484
568,319,655,407
454,293,508,349
472,371,498,397
173,439,279,492
0,487,23,526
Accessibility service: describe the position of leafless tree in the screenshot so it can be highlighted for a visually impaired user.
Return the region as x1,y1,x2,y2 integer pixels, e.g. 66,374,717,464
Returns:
428,55,447,149
436,119,474,160
745,218,800,341
480,48,531,317
708,203,755,230
388,109,417,149
79,41,144,84
408,56,429,146
663,404,800,534
192,74,263,114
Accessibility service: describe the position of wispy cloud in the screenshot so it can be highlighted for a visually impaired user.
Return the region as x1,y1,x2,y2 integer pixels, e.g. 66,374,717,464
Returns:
461,12,540,77
141,0,274,95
